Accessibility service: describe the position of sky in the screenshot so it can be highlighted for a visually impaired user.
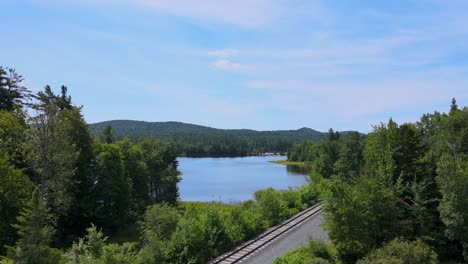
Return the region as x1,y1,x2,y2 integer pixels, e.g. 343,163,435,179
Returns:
2,0,468,132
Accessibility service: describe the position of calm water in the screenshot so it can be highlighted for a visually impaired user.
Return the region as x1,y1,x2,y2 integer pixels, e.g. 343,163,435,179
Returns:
177,156,309,203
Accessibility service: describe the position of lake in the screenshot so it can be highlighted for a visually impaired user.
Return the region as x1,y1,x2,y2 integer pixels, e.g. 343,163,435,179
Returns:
177,156,309,203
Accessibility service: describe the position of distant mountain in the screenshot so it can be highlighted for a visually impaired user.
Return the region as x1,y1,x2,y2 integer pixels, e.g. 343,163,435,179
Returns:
89,120,359,156
89,120,327,140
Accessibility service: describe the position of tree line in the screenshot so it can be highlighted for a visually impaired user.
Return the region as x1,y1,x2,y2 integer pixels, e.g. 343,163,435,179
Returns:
280,99,468,263
89,121,344,157
0,66,179,261
0,66,321,263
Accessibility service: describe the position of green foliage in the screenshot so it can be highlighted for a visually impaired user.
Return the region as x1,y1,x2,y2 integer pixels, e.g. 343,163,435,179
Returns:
225,200,264,242
68,225,138,264
273,241,336,264
135,238,164,264
0,67,31,113
0,67,322,263
97,243,138,264
93,143,132,230
166,205,206,264
255,188,288,225
0,110,27,165
101,125,115,144
357,238,438,264
4,67,468,264
321,176,402,262
436,154,468,261
327,128,341,142
58,107,95,242
69,225,108,261
280,101,468,263
89,121,357,157
139,202,180,242
162,187,316,264
334,131,363,179
288,132,363,180
201,205,232,258
0,151,34,254
287,140,316,161
137,138,180,204
363,120,424,183
26,103,79,218
117,139,149,213
6,188,65,264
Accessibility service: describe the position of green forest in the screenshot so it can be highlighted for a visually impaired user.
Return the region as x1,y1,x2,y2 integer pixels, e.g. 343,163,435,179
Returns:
0,67,320,263
2,65,468,264
90,120,356,157
277,99,468,263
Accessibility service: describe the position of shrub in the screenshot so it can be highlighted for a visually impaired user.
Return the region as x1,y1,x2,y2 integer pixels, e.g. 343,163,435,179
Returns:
357,238,438,264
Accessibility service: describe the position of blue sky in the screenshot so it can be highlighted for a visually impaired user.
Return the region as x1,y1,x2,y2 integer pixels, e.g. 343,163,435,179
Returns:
2,0,468,132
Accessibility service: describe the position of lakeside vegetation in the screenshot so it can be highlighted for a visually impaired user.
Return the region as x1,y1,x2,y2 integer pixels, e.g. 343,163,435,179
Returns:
276,99,468,263
269,160,308,167
3,66,468,263
90,120,359,157
0,66,319,263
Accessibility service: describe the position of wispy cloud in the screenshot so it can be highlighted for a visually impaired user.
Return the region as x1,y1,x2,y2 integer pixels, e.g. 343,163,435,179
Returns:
212,59,242,71
138,0,282,27
66,0,283,27
7,0,468,131
208,49,239,57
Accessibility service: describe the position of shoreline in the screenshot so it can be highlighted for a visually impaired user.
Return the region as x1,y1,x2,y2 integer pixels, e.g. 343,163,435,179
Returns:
269,160,307,166
178,154,286,158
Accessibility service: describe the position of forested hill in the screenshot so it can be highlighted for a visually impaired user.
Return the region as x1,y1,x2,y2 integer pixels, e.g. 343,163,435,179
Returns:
89,120,356,156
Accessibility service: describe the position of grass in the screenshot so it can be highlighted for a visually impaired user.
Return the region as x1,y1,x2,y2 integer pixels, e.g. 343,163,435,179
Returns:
178,201,237,214
269,160,307,166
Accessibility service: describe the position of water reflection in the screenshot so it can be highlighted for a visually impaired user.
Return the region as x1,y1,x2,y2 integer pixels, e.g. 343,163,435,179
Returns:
178,156,309,202
286,165,310,176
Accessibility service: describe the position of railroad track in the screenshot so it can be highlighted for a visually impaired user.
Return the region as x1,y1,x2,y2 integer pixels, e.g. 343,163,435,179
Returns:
209,202,323,264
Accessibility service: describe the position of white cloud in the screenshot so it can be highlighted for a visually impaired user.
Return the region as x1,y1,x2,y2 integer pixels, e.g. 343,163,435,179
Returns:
212,59,242,71
207,49,239,57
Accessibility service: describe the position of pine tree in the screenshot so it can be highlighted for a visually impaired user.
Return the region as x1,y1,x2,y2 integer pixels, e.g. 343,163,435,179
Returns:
27,104,78,218
0,151,34,255
0,67,31,113
450,98,458,114
5,188,64,264
102,125,115,144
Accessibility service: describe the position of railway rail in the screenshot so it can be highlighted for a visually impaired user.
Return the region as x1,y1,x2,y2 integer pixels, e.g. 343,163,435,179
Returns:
209,202,323,264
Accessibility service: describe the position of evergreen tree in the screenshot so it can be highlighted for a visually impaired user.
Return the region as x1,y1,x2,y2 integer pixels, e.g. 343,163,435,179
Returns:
0,110,27,168
0,67,31,113
137,138,179,204
26,103,78,218
450,97,458,114
0,151,34,254
321,176,402,263
327,128,340,141
436,154,468,261
102,125,115,144
58,107,95,241
29,86,95,242
93,143,132,230
118,139,150,212
5,188,64,264
334,132,363,179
